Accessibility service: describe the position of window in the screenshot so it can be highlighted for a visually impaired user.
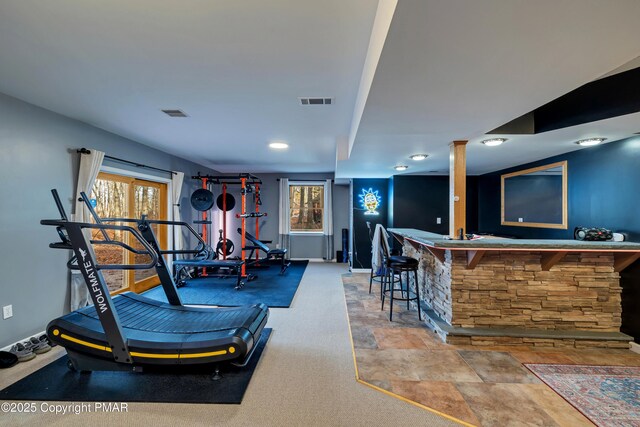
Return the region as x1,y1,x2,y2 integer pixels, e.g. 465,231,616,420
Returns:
90,172,168,295
289,183,324,233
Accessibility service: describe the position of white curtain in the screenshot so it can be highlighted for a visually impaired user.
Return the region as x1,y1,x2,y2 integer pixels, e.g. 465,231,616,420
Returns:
171,171,185,266
323,179,334,260
74,149,105,223
71,148,105,311
278,178,290,256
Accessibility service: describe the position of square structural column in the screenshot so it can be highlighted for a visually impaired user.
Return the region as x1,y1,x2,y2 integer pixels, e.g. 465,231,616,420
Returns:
449,140,467,238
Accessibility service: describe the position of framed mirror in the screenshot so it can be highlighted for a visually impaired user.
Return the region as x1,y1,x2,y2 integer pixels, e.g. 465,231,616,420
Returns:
501,160,568,229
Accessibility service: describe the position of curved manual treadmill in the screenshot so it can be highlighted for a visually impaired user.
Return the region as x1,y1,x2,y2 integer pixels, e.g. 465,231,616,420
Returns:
42,190,268,372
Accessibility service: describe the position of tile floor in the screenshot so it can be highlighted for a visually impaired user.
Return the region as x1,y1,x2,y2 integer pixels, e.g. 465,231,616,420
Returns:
343,273,640,427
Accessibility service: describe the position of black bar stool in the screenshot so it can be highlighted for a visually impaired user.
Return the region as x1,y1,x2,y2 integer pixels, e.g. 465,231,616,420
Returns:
381,257,421,321
370,254,401,298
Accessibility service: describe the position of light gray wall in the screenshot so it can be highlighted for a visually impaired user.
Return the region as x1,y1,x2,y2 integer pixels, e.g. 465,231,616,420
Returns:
206,173,349,259
0,92,351,348
332,183,350,257
0,92,217,348
258,174,349,259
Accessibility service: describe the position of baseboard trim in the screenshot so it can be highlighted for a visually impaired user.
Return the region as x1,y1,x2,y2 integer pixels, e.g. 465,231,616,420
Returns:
1,329,46,352
351,268,371,273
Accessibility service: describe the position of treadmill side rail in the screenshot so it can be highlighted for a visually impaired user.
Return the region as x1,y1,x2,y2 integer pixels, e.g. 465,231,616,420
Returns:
136,219,182,306
64,222,132,364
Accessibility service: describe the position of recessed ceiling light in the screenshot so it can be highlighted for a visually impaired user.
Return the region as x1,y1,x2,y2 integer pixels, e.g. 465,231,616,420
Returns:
269,141,289,150
481,138,507,146
394,165,409,171
576,138,606,146
409,154,428,161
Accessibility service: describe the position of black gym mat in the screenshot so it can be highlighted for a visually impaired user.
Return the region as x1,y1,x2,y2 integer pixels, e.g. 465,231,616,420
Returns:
144,260,308,308
0,329,271,404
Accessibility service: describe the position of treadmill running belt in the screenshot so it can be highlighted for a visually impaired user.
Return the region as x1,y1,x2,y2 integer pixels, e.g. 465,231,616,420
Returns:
77,293,258,333
47,292,269,366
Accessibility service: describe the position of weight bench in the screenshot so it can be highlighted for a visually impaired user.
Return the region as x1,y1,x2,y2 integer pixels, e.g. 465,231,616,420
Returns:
173,258,245,290
237,228,290,275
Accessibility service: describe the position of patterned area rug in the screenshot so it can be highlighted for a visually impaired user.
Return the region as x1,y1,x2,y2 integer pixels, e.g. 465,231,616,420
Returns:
525,364,640,427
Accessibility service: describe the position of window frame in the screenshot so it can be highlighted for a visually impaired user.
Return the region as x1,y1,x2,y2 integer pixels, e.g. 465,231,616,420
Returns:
94,166,173,294
288,180,326,235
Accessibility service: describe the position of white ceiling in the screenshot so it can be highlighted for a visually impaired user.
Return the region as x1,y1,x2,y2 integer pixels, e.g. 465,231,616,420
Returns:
0,0,639,177
0,0,378,173
337,0,640,177
598,55,640,80
466,111,640,175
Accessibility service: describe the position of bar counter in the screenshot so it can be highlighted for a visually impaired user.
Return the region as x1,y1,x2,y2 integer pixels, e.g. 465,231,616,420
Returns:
388,228,640,348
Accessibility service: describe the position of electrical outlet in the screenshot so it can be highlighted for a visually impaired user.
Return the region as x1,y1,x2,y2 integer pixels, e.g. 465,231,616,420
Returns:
518,218,524,223
436,217,441,224
3,305,12,319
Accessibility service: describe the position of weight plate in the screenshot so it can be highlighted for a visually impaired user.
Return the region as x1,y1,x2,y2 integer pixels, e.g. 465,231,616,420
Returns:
216,193,236,211
190,189,214,211
216,239,235,256
227,240,235,255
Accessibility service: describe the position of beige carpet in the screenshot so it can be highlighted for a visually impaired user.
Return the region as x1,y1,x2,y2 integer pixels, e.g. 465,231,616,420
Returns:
0,263,458,427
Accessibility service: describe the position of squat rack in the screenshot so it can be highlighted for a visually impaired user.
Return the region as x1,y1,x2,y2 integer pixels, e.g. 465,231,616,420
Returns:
192,173,264,279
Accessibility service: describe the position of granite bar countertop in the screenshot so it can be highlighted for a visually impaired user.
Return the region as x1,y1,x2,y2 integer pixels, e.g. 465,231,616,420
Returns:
388,228,640,251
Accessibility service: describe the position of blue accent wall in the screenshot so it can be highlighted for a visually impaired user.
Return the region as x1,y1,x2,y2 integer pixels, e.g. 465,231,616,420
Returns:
351,175,480,255
391,176,450,234
477,137,640,240
390,175,479,234
352,179,388,269
387,176,394,228
477,136,640,341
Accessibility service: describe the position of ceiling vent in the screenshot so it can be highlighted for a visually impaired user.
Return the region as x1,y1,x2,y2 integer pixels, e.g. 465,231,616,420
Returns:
161,109,188,117
299,97,333,106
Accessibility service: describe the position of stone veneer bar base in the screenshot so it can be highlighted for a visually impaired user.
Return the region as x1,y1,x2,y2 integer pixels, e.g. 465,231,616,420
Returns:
446,336,630,348
401,243,632,349
416,296,630,349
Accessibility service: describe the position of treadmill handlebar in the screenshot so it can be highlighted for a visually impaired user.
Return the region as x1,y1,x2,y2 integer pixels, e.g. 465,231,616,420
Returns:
41,219,159,270
60,191,206,257
79,192,206,257
51,189,69,221
96,217,207,255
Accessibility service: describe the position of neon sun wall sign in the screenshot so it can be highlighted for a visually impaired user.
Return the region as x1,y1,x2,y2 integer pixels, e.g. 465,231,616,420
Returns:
359,188,381,215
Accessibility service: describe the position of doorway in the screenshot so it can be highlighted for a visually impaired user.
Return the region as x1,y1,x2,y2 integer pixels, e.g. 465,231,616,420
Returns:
90,172,168,294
